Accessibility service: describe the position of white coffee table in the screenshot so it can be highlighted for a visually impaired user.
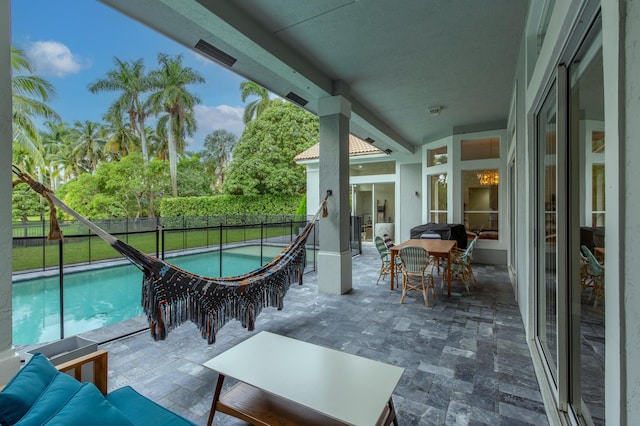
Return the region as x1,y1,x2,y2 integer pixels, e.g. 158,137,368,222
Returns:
204,331,404,426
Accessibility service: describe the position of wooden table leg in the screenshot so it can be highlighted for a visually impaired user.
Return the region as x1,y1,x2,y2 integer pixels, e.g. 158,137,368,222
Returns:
447,252,452,298
207,374,226,426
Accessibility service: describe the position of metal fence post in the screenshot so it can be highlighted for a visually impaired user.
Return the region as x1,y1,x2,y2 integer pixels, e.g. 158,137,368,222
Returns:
155,226,160,258
161,227,166,260
260,222,264,265
58,239,65,340
219,224,223,277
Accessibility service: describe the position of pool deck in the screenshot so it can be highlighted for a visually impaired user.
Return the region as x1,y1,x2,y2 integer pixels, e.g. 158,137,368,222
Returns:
71,243,547,425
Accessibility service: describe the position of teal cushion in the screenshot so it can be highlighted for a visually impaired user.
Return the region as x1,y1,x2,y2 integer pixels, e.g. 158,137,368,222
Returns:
0,353,58,426
107,386,196,426
14,373,82,426
42,383,134,426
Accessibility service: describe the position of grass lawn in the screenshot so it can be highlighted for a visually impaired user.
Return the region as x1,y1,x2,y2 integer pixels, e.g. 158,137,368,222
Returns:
12,225,295,272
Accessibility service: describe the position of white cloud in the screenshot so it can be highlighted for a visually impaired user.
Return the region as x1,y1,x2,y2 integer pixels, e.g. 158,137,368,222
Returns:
187,104,245,151
25,41,88,78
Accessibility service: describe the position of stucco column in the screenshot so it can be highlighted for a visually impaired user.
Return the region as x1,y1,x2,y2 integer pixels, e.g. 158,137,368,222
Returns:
0,0,21,385
317,95,352,294
602,0,640,422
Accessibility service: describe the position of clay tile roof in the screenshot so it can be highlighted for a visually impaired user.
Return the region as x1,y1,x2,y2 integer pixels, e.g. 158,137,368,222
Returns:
294,134,385,162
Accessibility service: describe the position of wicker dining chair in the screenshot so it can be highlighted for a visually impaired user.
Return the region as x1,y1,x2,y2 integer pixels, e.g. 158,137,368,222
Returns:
374,236,400,286
398,245,435,306
445,236,478,293
581,245,604,307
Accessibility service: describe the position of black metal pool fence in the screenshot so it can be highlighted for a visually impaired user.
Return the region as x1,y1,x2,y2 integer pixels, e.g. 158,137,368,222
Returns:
12,215,363,273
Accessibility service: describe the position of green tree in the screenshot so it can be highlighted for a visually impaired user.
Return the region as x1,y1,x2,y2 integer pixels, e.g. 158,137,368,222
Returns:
177,154,211,197
12,183,47,225
40,121,71,190
88,58,152,162
57,172,104,218
94,154,159,218
45,124,84,182
57,153,171,218
147,53,204,196
103,107,139,160
201,129,237,193
71,120,107,173
11,47,60,168
149,123,169,160
223,100,318,196
240,81,272,124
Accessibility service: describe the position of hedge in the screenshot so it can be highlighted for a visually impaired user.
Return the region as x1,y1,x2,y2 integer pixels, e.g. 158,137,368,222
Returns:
159,194,304,217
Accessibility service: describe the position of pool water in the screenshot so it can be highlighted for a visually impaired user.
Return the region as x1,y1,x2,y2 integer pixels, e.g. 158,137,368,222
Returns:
12,247,280,345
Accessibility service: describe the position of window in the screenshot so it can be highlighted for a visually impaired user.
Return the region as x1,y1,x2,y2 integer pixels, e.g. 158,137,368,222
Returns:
461,137,500,161
591,130,604,153
592,164,605,226
427,146,448,166
428,174,447,223
462,170,499,238
349,161,395,176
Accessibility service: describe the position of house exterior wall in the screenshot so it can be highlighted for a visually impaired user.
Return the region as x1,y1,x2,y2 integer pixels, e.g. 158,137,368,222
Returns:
398,163,422,242
304,163,320,217
512,0,639,422
512,28,532,337
623,0,640,418
602,0,640,421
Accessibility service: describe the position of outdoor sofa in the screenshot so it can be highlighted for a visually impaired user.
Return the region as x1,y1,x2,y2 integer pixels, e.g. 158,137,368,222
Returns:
0,350,195,426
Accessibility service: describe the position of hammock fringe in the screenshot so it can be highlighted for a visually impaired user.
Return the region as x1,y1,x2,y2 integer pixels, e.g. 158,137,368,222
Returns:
12,165,328,344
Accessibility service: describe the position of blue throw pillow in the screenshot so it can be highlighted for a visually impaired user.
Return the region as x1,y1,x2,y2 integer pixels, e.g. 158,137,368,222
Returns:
42,383,134,426
0,353,58,426
14,373,82,426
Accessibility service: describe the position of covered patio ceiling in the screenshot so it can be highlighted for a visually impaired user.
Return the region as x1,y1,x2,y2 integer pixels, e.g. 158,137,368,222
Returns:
100,0,529,157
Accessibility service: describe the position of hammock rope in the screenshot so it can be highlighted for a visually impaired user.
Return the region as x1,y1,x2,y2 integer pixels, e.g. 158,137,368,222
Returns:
12,166,329,344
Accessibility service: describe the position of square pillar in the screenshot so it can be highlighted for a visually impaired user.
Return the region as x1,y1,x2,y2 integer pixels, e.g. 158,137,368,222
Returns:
317,96,352,294
0,0,21,384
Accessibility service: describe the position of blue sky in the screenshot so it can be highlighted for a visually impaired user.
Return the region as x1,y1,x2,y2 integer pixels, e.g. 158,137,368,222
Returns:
11,0,247,152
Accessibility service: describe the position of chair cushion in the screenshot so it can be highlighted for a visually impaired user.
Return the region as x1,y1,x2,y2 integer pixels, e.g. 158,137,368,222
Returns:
14,373,82,426
0,353,58,426
39,383,134,426
107,386,196,426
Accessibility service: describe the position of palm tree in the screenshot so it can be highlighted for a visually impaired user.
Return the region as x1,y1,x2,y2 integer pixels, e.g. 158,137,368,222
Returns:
71,120,107,173
11,47,60,166
147,53,204,196
151,120,169,161
88,58,152,162
240,81,271,124
103,108,139,160
201,129,237,192
40,121,71,190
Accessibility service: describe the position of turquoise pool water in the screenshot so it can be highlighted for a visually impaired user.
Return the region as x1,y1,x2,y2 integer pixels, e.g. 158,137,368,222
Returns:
12,247,281,345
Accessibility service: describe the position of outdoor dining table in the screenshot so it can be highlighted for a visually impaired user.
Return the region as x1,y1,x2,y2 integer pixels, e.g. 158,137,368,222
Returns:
388,239,457,297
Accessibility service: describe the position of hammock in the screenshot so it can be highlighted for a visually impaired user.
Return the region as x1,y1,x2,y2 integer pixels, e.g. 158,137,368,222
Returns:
12,166,329,344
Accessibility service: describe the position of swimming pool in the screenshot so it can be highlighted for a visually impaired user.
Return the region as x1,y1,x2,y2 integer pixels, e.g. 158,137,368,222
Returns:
12,246,286,345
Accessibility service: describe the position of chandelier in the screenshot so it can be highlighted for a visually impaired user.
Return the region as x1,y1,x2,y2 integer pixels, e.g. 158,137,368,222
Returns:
477,170,499,186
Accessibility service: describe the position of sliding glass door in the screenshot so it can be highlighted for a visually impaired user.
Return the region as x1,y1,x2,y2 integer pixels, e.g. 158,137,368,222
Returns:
568,21,604,425
536,82,559,384
533,13,604,425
